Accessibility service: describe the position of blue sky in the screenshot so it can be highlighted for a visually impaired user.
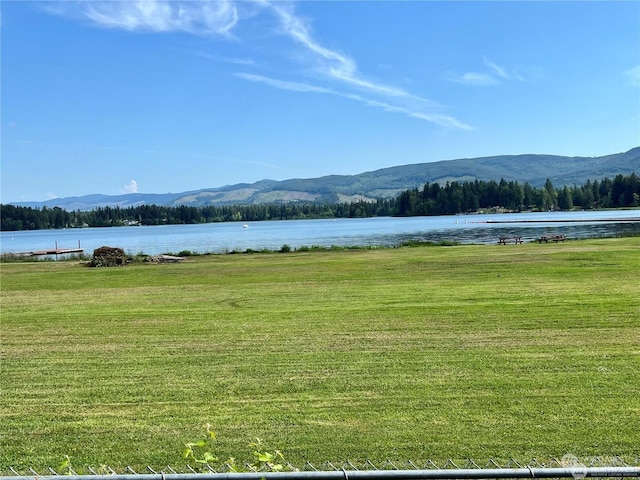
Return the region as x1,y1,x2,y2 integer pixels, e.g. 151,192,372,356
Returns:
1,0,639,203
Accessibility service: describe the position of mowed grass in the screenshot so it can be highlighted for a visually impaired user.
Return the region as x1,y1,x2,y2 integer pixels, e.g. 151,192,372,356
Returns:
1,238,639,470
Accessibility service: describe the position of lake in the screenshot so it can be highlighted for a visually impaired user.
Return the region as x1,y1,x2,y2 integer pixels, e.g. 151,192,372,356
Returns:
1,210,639,257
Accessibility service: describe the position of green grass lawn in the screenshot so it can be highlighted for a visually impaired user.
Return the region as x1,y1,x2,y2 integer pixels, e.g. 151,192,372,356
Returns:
1,238,639,471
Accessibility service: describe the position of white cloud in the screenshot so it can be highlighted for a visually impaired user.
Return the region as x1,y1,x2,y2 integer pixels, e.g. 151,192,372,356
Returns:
245,2,462,127
444,71,498,86
192,50,257,66
65,0,240,36
484,57,510,79
444,57,530,86
237,72,472,129
625,65,640,87
265,1,419,101
122,180,139,194
266,3,356,78
235,73,332,94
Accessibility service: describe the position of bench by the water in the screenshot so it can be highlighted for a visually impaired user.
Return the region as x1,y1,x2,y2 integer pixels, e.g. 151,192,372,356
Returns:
498,236,523,245
539,234,567,243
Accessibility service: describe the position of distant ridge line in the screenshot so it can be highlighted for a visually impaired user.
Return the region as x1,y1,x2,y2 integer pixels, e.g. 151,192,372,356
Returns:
7,146,639,210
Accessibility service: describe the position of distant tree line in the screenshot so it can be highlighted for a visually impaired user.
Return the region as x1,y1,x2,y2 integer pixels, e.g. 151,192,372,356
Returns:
1,174,638,231
0,200,393,231
394,174,639,216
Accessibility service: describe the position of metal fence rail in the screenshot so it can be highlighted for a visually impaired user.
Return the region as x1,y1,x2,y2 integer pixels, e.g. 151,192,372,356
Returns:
2,468,640,480
3,458,640,480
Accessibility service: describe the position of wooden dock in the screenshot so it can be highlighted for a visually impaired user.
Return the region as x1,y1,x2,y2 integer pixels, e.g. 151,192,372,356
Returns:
29,248,84,256
10,241,84,257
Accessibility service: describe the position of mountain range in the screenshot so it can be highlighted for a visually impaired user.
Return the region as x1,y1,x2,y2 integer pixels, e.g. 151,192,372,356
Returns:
12,147,640,211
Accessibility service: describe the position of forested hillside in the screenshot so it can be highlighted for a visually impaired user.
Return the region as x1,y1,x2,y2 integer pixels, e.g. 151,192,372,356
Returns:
10,147,639,210
2,174,638,231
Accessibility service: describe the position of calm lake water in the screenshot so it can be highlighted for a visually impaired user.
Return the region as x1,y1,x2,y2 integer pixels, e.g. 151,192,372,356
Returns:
1,210,639,257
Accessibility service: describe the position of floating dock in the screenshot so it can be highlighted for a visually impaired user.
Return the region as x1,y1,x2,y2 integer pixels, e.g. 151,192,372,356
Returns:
9,241,84,257
29,248,84,256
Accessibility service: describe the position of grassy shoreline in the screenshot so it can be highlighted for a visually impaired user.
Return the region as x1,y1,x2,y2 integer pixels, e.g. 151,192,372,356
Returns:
1,238,639,471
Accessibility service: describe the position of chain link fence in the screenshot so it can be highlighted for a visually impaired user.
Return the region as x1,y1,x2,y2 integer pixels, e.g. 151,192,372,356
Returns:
3,457,639,480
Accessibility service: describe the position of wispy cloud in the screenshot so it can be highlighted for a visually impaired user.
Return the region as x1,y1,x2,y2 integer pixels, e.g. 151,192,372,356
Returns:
484,57,510,79
77,0,240,36
191,50,257,66
443,71,498,86
45,0,468,129
625,65,640,87
250,1,463,126
445,57,523,86
236,73,471,129
264,2,429,101
234,73,332,94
